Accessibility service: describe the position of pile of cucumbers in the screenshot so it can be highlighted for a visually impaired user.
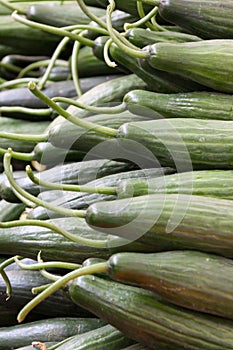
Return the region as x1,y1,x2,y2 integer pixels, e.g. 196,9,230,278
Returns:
1,0,233,349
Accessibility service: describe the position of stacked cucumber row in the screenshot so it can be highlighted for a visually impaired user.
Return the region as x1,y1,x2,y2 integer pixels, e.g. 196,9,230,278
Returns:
1,0,233,349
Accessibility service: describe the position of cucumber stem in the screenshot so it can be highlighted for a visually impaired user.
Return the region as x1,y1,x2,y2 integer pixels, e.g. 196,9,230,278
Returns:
3,151,87,218
32,283,54,294
0,147,34,161
0,106,51,117
0,130,48,143
36,251,66,282
18,59,68,79
71,31,85,97
104,38,117,68
14,255,80,272
0,255,23,300
0,61,22,74
12,11,95,48
61,24,108,36
17,262,108,323
52,96,127,115
124,5,159,31
0,77,40,90
0,0,25,15
76,0,108,30
28,81,118,138
26,164,117,195
136,1,155,31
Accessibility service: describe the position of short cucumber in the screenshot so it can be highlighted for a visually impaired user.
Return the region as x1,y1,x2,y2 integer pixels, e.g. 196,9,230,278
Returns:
157,0,233,39
69,275,233,350
145,40,233,93
117,118,233,169
125,27,202,48
0,317,106,350
0,199,25,221
107,250,233,319
117,170,233,199
52,324,135,350
86,194,233,258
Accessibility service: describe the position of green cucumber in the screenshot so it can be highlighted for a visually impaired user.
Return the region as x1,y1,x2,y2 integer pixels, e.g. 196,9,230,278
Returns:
52,324,135,350
125,27,202,48
0,158,136,202
90,0,153,16
69,275,233,350
86,193,233,258
145,40,233,93
157,0,233,39
0,269,91,318
0,317,106,350
27,3,105,27
107,250,233,319
27,168,172,220
0,199,25,221
124,90,233,120
117,118,233,169
117,170,233,199
109,43,206,93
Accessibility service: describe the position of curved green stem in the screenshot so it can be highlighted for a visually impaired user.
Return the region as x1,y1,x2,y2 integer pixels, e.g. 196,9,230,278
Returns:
0,77,40,90
14,255,80,271
0,147,34,161
17,262,108,322
104,38,117,68
18,59,68,79
28,81,118,138
0,255,23,300
4,151,87,218
12,11,95,47
32,283,54,294
0,106,51,117
37,37,70,90
36,251,68,282
106,1,148,59
136,1,156,31
124,2,158,30
26,164,117,195
71,32,84,97
52,96,126,115
61,24,108,36
0,0,25,14
0,130,48,142
76,0,107,30
0,61,22,74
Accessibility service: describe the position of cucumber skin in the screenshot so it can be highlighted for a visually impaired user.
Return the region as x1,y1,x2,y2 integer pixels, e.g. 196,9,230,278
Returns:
147,40,233,93
0,200,25,221
108,250,233,319
124,90,233,121
158,0,233,39
69,275,233,350
118,118,233,170
0,317,106,350
117,170,233,200
86,194,233,258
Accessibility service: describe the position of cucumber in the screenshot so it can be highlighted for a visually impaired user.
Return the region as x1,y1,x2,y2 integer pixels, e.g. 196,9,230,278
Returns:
0,317,106,350
69,275,233,350
125,28,202,48
27,3,105,27
90,0,153,16
107,250,233,319
0,199,25,221
27,168,172,220
109,43,206,93
122,345,149,350
0,158,136,202
0,117,49,154
117,118,233,169
86,193,233,258
124,90,233,120
157,0,233,39
51,324,135,350
117,170,233,199
0,217,155,261
145,40,233,93
0,269,91,319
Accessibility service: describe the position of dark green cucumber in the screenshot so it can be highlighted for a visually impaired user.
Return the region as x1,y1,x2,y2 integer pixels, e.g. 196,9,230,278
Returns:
107,250,233,319
0,117,49,154
69,275,233,350
117,170,233,199
0,217,155,261
125,27,201,48
124,90,233,120
0,199,25,220
117,118,233,169
90,0,153,16
27,168,172,220
0,16,61,56
27,3,105,27
52,324,135,350
0,158,137,203
109,43,206,93
0,269,91,318
145,40,233,93
157,0,233,39
86,193,233,258
0,317,106,350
